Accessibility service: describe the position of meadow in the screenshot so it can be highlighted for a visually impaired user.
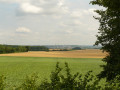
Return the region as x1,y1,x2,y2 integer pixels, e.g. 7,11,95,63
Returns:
0,56,104,88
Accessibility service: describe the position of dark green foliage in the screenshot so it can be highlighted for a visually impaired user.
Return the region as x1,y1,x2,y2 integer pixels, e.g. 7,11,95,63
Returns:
90,0,120,81
0,45,28,54
72,47,81,50
29,46,49,51
0,45,49,54
25,46,30,52
103,75,120,90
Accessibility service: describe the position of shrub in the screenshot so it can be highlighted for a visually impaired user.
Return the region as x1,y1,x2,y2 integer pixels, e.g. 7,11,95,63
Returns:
0,75,6,90
38,62,101,90
16,73,38,90
2,62,120,89
104,75,120,90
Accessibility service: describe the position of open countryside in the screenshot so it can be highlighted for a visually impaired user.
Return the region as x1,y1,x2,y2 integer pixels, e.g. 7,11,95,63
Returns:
1,0,119,89
0,56,104,88
0,49,106,87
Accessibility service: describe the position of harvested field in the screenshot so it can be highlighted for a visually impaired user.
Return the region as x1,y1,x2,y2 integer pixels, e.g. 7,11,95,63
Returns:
0,49,107,58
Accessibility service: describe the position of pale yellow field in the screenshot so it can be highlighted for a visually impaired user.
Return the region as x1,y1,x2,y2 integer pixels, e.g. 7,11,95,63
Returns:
0,49,107,58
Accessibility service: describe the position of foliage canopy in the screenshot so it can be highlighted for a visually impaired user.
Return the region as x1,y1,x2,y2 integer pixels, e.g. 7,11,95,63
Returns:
90,0,120,81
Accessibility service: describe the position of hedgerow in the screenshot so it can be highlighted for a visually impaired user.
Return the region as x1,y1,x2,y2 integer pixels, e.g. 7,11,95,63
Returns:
1,62,120,90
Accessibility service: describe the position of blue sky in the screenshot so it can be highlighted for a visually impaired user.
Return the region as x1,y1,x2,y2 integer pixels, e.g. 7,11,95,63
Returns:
0,0,99,45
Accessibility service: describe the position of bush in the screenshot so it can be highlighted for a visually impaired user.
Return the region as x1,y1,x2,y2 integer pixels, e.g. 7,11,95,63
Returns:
0,75,6,90
38,62,101,90
104,75,120,90
16,73,38,90
2,62,120,89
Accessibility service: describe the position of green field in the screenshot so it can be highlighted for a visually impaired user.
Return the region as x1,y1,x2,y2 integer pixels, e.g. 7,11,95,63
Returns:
0,56,104,87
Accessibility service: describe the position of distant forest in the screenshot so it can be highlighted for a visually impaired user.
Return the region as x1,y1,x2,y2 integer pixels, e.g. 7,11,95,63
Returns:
0,45,49,54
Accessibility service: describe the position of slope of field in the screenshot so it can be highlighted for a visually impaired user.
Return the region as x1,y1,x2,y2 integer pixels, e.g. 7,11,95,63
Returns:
0,56,104,87
0,49,107,58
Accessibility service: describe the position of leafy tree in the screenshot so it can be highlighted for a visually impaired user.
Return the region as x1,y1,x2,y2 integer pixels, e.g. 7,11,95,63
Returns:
90,0,120,81
25,46,30,52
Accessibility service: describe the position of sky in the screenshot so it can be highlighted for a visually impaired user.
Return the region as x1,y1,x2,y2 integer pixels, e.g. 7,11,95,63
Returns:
0,0,100,45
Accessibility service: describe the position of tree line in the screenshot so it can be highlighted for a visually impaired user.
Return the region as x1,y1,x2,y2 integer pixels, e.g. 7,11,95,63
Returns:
0,45,49,54
29,46,49,51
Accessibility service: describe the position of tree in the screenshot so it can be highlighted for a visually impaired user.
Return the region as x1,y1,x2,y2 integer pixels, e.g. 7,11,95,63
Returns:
90,0,120,81
25,46,30,52
72,47,81,50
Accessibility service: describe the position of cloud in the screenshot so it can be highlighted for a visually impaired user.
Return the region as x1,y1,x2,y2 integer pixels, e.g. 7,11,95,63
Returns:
0,0,28,3
65,29,74,34
59,8,98,28
61,20,82,27
70,10,83,18
20,3,43,14
0,0,69,16
0,0,99,45
70,8,97,18
16,27,31,33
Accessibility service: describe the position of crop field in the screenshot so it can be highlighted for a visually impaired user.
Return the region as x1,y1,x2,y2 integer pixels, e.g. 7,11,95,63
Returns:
0,49,106,88
0,49,107,58
0,56,104,87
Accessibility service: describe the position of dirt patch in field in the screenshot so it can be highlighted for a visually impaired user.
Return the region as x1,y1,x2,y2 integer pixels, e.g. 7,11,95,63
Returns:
0,49,107,58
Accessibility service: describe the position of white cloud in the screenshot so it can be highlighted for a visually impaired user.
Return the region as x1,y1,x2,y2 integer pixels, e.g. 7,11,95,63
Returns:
70,11,83,18
20,3,43,14
0,0,69,15
60,19,83,27
58,0,64,7
0,0,100,45
83,8,97,15
70,8,97,19
0,0,29,3
16,27,31,33
65,29,74,34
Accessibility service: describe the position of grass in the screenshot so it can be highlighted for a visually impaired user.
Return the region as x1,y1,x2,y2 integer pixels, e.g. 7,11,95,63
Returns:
0,56,104,87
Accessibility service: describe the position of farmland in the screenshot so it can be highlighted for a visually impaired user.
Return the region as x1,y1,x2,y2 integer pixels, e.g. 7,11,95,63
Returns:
0,49,107,58
0,57,104,87
0,49,106,87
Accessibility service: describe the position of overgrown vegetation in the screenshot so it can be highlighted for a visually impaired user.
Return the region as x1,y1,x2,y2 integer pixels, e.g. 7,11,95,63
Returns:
0,62,120,90
37,62,101,90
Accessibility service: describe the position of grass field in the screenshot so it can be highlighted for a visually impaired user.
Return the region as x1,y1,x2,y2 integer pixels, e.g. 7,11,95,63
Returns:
0,56,104,87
